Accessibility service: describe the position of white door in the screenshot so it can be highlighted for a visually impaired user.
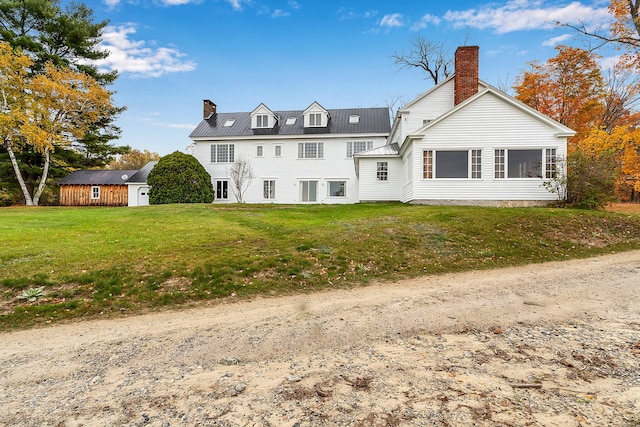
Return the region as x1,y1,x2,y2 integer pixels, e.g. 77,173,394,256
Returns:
138,187,150,206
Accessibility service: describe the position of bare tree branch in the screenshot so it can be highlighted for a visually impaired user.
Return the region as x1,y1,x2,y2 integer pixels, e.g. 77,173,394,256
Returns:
228,156,254,203
391,37,453,85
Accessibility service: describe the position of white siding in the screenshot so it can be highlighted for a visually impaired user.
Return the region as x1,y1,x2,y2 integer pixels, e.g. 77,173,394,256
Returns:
405,92,568,202
358,157,402,201
193,136,387,204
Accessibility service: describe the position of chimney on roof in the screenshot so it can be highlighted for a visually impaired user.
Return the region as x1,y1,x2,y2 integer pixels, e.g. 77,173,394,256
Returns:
203,99,216,119
454,46,479,106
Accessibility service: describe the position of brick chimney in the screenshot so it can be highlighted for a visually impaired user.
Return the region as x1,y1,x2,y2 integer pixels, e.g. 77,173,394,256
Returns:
203,99,216,119
454,46,479,106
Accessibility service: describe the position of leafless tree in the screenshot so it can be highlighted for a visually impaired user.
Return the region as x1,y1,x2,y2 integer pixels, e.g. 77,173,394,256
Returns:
391,37,453,85
382,95,406,121
228,156,255,203
601,61,640,131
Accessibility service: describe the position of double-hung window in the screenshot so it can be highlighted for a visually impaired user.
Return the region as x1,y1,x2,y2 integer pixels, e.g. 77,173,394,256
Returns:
298,142,324,159
210,144,235,163
346,141,373,157
545,148,557,178
256,145,263,157
91,186,100,199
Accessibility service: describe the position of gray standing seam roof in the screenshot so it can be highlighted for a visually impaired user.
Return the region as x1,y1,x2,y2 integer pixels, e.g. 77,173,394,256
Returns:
126,161,158,183
189,107,391,138
58,170,139,186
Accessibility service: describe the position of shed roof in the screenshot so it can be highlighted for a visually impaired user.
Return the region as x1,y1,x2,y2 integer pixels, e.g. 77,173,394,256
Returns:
58,170,138,186
189,107,390,139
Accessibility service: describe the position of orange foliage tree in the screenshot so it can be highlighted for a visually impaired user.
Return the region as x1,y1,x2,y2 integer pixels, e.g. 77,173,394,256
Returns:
514,45,605,144
0,42,116,205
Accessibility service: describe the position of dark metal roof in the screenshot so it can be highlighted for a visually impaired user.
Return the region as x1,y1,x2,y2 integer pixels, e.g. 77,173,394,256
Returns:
58,170,138,186
126,161,158,183
189,107,390,138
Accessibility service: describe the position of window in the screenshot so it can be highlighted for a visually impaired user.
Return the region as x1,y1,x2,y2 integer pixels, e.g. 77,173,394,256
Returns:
327,181,346,197
423,151,433,179
471,149,482,179
377,162,388,181
285,117,297,125
495,149,505,179
210,144,235,163
309,113,322,126
263,180,275,199
256,114,269,128
298,142,324,159
495,149,545,178
346,141,373,157
224,119,235,127
435,151,468,178
349,115,360,124
91,186,100,199
545,148,557,178
256,145,263,157
300,180,318,202
424,150,481,179
275,145,282,157
508,149,542,178
216,180,228,200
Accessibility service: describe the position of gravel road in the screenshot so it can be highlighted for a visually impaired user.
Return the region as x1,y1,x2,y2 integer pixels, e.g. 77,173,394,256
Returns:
1,251,640,426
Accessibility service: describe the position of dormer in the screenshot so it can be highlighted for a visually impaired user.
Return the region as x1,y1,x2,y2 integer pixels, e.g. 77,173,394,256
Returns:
303,101,330,128
250,103,278,129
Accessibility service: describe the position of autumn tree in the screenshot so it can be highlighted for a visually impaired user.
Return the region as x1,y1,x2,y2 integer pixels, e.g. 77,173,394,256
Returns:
0,0,128,205
514,45,605,142
1,42,115,205
108,149,160,170
392,37,453,85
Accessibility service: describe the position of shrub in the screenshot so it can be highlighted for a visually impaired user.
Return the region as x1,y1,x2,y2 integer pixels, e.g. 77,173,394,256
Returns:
566,150,617,209
147,151,214,204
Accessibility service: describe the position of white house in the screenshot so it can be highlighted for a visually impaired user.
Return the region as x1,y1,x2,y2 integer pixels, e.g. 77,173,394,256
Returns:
189,101,390,203
190,46,575,206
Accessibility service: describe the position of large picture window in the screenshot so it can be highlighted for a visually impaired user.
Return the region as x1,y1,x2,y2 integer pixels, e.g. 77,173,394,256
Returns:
327,181,346,197
210,144,235,163
423,150,481,179
298,142,324,159
508,149,542,178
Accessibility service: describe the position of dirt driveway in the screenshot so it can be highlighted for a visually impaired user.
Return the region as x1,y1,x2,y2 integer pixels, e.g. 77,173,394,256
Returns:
1,251,640,426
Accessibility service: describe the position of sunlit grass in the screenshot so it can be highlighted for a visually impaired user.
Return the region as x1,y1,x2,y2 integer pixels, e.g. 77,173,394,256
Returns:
1,203,639,330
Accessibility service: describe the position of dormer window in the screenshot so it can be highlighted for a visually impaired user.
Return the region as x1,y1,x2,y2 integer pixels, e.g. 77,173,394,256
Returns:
303,101,330,128
309,113,322,127
256,114,269,128
250,103,276,129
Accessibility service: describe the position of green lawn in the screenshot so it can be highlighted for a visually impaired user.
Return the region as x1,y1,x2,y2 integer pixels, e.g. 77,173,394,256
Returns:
1,203,639,330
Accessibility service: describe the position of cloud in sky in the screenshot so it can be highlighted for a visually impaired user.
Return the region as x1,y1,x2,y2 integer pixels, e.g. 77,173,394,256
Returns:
542,33,572,46
337,7,377,21
442,0,611,34
95,25,196,78
411,14,441,31
380,13,403,28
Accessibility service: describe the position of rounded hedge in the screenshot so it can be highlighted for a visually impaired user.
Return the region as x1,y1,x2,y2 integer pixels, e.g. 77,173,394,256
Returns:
147,151,214,204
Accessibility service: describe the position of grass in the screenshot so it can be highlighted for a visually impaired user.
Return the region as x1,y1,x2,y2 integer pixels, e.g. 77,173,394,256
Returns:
1,203,639,331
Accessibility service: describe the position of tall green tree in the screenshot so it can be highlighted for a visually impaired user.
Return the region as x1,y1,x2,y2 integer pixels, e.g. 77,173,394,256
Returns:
0,0,128,205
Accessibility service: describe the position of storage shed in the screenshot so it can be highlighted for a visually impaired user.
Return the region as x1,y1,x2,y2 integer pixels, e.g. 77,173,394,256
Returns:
59,170,137,206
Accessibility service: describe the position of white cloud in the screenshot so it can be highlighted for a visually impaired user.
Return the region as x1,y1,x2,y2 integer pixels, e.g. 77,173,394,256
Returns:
103,0,121,7
337,7,377,21
443,0,611,34
160,0,196,5
94,25,196,78
380,13,403,28
288,0,300,10
542,33,572,46
411,13,441,31
272,9,290,18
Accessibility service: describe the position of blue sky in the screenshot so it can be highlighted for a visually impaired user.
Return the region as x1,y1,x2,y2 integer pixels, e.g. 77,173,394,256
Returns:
82,0,615,155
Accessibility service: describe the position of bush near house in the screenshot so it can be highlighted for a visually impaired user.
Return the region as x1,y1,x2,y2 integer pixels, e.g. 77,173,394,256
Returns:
147,151,214,204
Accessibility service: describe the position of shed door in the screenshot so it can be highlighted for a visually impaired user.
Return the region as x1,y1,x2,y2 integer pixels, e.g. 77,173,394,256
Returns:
138,187,150,206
